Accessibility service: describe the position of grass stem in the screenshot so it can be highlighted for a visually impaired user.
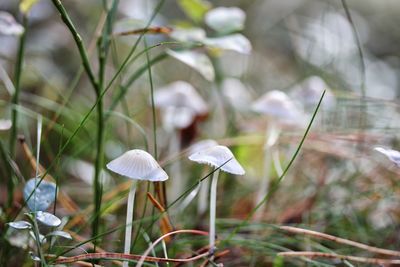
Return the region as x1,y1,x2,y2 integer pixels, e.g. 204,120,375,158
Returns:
8,15,27,208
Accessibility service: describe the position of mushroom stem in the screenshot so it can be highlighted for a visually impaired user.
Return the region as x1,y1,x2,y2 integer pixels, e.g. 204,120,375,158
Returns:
123,181,137,267
272,146,283,177
198,172,209,216
254,120,281,220
209,168,220,255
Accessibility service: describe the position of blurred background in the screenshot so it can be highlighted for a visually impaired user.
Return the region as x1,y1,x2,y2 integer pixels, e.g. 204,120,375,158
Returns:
1,0,400,266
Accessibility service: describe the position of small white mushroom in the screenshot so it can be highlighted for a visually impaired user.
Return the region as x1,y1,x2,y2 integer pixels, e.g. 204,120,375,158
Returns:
251,90,303,220
188,139,219,156
107,150,168,182
251,90,303,124
189,145,245,175
0,11,24,36
107,149,168,267
154,81,208,121
188,145,244,255
204,7,246,34
290,76,336,110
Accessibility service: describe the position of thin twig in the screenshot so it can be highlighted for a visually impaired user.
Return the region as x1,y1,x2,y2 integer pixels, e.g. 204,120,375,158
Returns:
52,251,209,264
279,226,400,257
115,26,172,36
51,0,98,90
8,15,27,208
279,251,400,265
67,231,122,266
136,230,209,267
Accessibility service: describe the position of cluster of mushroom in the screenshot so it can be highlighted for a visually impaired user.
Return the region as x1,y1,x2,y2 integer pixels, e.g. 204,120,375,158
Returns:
106,142,245,263
106,58,339,264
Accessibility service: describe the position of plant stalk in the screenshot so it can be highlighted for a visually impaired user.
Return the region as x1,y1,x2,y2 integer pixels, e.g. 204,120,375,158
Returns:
93,0,118,246
51,0,98,90
8,15,27,208
124,182,137,267
209,168,220,255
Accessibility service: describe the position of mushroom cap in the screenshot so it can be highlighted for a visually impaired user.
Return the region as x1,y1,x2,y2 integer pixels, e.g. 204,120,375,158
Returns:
162,106,196,131
188,139,219,155
106,149,168,181
154,81,208,115
251,90,303,122
0,11,24,36
374,147,400,167
222,78,252,111
290,76,336,109
204,7,246,33
188,145,245,175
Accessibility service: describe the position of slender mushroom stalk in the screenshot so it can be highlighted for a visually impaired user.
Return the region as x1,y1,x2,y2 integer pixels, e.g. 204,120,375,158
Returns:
251,90,303,220
106,149,168,267
189,145,245,255
208,168,220,253
124,182,136,259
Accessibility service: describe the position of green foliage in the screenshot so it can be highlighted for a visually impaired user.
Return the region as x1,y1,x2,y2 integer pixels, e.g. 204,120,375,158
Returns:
177,0,211,23
19,0,39,14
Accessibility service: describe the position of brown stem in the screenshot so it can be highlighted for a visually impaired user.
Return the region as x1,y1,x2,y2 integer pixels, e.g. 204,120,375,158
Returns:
51,251,209,264
278,251,400,265
280,226,400,257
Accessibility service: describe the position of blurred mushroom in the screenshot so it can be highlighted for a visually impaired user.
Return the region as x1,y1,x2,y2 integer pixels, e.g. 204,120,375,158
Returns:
0,11,24,36
204,7,246,34
290,76,335,129
107,149,168,267
154,81,208,201
189,145,244,255
290,76,336,111
251,90,304,219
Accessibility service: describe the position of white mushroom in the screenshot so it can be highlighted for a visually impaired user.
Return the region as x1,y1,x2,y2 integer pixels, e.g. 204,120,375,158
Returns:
107,149,168,267
188,145,244,255
204,7,246,34
251,90,303,219
251,90,303,124
107,150,168,181
290,76,336,111
0,11,24,36
189,145,245,175
154,81,208,120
